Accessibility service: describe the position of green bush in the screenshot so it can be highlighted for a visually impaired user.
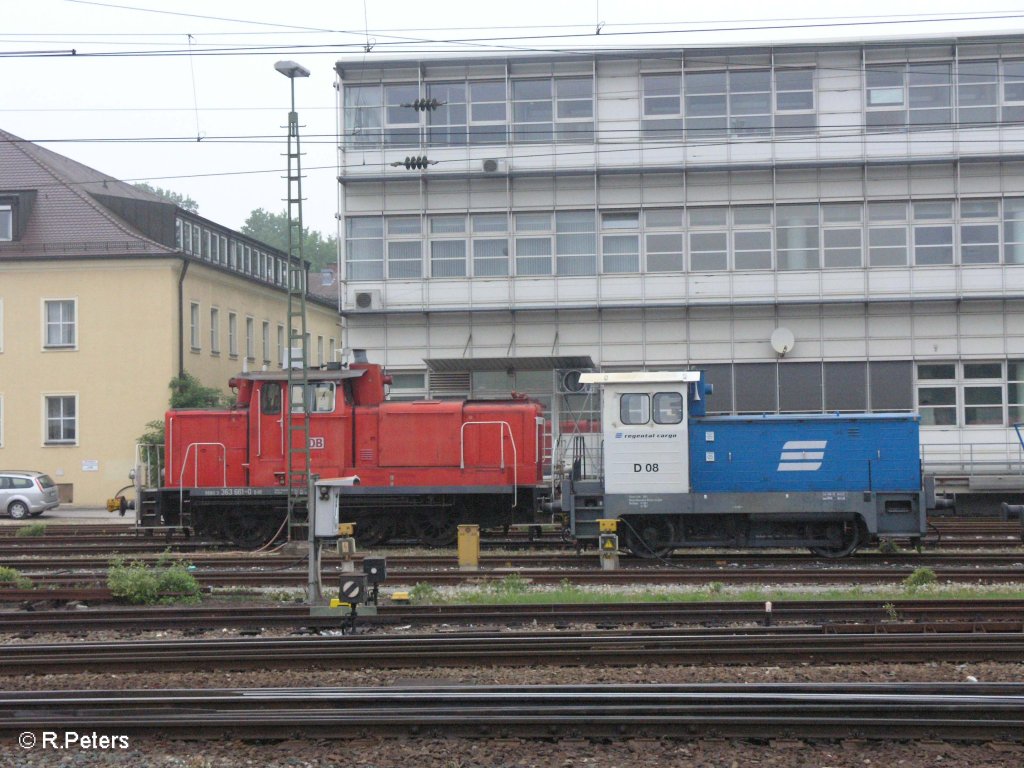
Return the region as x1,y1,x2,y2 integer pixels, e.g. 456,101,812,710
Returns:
0,566,32,589
15,523,46,538
107,558,201,605
904,566,937,591
878,538,899,554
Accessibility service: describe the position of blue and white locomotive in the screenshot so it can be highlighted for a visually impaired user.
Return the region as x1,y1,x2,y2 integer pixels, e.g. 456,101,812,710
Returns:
559,371,930,558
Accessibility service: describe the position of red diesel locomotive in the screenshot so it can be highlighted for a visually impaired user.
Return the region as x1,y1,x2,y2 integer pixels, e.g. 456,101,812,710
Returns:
139,361,546,547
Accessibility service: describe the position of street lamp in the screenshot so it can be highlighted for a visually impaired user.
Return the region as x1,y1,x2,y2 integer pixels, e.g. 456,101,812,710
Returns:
275,60,318,603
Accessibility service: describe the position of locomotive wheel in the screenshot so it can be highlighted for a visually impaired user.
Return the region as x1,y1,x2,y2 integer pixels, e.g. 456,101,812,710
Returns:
622,516,675,559
809,521,861,558
225,512,273,549
353,513,397,547
410,510,459,547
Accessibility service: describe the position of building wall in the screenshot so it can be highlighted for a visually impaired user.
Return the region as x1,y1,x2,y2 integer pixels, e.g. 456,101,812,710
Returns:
335,38,1024,480
0,259,179,505
0,258,343,507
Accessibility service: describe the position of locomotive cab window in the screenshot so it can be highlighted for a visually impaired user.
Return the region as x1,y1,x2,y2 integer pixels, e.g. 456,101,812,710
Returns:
290,382,336,413
653,392,683,424
620,393,650,424
260,383,282,415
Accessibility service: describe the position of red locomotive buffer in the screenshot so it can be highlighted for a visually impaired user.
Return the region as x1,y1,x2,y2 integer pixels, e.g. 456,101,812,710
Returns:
152,362,546,547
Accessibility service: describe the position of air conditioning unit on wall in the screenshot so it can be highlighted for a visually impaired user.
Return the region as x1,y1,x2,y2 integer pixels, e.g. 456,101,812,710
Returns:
481,158,507,173
352,289,383,310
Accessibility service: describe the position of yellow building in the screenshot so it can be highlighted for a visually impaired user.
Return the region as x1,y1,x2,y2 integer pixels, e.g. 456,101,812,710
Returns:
0,130,341,506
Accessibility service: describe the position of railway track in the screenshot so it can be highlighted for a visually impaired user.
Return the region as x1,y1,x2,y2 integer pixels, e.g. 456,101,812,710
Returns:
1,599,1022,633
2,682,1021,741
2,627,1024,675
2,561,1022,597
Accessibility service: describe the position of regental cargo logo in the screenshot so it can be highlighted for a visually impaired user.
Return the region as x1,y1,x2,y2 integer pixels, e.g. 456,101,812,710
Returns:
777,440,827,471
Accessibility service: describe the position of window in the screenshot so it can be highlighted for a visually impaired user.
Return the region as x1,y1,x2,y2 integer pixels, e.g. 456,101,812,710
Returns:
262,321,271,364
387,217,422,278
866,63,952,132
472,214,509,276
347,217,384,280
317,336,324,366
601,212,640,274
291,382,336,413
776,204,819,270
642,73,683,140
193,224,202,257
512,77,593,144
824,362,867,412
228,312,238,357
620,394,650,424
44,299,76,349
822,203,863,268
688,207,728,271
913,201,953,265
733,206,773,270
245,317,255,361
189,302,200,351
868,202,908,266
210,308,220,354
959,61,998,127
429,216,467,277
44,395,77,444
515,213,553,276
469,81,507,144
645,209,684,272
687,69,772,139
1004,199,1024,264
344,83,383,148
384,84,419,147
653,392,683,424
427,82,467,146
1003,60,1024,123
556,211,596,276
963,362,1003,425
0,204,11,241
260,383,282,415
917,363,957,426
1009,361,1024,425
774,69,816,133
960,199,1000,264
277,325,284,368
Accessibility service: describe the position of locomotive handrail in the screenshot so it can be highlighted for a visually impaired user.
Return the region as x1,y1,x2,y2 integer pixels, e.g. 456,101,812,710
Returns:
460,420,517,508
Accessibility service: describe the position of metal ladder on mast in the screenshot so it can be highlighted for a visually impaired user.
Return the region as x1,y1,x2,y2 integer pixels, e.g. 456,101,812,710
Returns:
283,97,311,542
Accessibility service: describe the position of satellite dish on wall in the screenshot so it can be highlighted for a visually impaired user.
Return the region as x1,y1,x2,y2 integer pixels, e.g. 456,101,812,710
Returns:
770,327,795,356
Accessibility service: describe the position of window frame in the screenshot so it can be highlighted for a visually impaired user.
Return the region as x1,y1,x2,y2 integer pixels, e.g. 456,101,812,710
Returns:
42,298,77,351
43,393,78,446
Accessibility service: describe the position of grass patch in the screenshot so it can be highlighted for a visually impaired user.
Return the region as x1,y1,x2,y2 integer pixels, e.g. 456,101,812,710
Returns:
405,574,1024,607
15,522,46,537
107,558,202,605
0,566,32,589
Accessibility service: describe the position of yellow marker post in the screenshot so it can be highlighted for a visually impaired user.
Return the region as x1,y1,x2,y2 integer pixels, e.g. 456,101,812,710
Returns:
458,524,480,571
597,519,619,569
337,521,357,573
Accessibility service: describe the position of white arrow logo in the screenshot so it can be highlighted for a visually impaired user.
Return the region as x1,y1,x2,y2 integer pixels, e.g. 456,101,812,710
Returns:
777,440,827,471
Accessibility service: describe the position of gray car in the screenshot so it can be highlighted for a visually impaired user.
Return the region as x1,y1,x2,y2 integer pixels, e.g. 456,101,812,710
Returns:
0,471,60,519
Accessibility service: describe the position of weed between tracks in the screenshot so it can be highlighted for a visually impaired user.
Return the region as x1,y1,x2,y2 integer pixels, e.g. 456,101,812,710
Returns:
405,573,1024,606
107,557,202,605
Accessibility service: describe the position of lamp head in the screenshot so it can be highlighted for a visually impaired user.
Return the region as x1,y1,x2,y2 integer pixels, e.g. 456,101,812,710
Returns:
274,60,311,78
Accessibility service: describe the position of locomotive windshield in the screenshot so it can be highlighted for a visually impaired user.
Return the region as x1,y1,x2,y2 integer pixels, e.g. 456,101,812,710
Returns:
289,382,336,413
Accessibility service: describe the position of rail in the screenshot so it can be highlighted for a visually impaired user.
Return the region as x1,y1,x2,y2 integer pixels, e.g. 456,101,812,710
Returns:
460,420,517,507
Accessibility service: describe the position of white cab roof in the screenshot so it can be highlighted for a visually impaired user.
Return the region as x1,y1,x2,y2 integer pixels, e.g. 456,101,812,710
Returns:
580,371,702,385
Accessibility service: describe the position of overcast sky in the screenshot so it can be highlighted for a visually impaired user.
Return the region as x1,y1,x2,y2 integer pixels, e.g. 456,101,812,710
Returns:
4,1,1023,237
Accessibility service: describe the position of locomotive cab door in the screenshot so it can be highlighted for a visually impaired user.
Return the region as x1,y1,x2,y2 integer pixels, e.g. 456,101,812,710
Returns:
251,381,285,485
582,372,700,497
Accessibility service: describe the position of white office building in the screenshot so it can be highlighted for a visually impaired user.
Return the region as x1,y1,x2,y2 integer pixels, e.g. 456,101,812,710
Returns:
335,34,1024,509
